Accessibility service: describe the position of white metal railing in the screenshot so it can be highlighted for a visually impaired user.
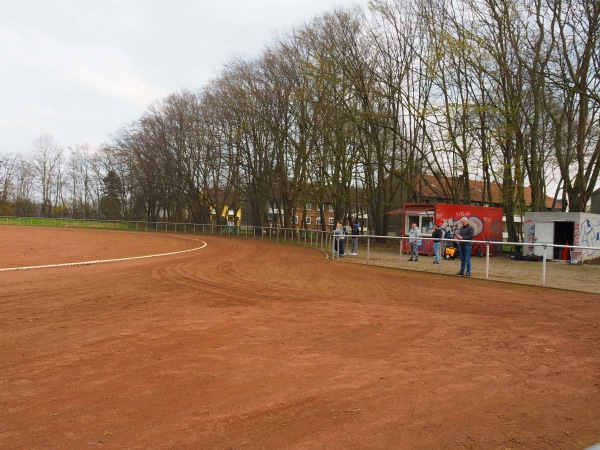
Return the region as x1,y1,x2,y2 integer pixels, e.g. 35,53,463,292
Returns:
330,233,599,289
2,216,597,291
0,216,330,250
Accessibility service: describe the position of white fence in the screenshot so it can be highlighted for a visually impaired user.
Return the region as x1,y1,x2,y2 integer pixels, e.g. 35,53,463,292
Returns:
2,217,598,293
0,216,331,249
333,234,599,288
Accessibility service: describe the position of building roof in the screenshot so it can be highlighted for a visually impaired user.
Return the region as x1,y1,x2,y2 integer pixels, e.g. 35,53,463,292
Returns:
418,175,560,210
387,204,434,216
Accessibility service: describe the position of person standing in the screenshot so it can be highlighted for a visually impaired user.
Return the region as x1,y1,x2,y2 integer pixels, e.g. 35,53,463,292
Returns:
408,222,420,262
432,223,443,264
332,221,346,258
350,220,360,255
456,217,475,276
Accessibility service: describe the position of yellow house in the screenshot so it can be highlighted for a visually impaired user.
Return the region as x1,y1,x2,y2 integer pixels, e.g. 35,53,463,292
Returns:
210,205,241,226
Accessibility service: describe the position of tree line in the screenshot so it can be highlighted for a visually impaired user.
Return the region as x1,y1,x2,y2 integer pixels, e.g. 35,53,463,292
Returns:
1,0,598,240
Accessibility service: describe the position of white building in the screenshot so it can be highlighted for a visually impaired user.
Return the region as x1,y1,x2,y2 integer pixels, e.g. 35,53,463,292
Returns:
523,212,600,262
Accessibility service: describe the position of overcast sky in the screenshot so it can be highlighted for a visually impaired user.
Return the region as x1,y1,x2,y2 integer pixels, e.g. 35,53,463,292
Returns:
1,0,369,156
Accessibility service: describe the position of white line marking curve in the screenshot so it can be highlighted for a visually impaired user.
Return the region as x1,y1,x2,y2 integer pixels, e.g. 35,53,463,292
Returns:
0,236,208,272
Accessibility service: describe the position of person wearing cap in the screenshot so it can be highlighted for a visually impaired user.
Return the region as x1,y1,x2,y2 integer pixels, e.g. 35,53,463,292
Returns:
431,223,443,264
456,217,475,276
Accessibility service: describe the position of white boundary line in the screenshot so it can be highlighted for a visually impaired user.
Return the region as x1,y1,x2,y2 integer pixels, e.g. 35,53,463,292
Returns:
0,236,208,272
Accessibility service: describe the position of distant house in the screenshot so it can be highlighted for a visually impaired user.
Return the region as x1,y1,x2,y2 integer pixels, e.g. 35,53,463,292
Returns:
413,175,561,211
210,204,241,226
266,200,338,230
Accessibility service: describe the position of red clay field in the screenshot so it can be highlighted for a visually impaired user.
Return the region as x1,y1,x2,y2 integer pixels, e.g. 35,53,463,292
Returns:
1,225,599,449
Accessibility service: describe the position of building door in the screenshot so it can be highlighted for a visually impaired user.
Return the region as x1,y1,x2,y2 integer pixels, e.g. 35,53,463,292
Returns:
531,222,553,259
553,221,575,260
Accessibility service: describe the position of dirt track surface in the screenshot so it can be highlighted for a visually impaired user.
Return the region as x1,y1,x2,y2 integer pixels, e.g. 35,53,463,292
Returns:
1,226,599,449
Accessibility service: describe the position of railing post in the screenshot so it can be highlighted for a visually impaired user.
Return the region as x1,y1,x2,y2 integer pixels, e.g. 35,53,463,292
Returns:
332,233,337,259
485,243,490,279
438,238,443,274
542,245,547,287
399,238,403,268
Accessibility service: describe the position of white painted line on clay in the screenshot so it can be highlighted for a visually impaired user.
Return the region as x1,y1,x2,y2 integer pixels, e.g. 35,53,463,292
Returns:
0,236,208,272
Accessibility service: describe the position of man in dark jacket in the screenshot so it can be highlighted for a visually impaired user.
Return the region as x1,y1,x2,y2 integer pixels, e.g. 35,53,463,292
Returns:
432,223,443,264
456,217,475,276
350,220,360,255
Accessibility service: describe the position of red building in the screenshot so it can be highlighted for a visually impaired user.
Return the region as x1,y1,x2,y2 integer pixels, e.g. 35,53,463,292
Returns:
388,203,504,256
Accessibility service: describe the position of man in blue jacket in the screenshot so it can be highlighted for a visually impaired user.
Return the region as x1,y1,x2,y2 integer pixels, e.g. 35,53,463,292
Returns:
456,217,475,276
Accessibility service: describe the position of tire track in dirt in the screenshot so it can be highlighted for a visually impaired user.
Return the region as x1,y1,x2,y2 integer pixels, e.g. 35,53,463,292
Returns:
4,228,600,449
148,238,253,303
148,237,317,306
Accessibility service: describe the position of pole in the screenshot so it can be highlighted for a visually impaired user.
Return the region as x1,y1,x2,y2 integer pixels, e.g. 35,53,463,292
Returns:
438,238,443,274
542,245,547,287
485,243,490,279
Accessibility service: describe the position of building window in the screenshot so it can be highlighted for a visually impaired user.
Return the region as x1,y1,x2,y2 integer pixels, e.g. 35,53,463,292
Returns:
406,215,434,235
306,202,312,210
293,215,298,224
328,204,334,212
328,218,335,226
406,215,418,232
316,204,321,211
316,217,321,225
306,216,311,224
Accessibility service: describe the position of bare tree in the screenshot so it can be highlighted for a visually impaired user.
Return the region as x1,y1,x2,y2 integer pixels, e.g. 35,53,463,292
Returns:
0,153,19,215
68,144,99,218
211,58,276,228
14,158,36,216
198,86,239,225
291,10,365,229
94,141,140,220
544,0,600,211
369,0,438,230
30,134,62,217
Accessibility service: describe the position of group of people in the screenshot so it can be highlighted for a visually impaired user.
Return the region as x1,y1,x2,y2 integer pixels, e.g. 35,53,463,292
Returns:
332,220,360,258
407,217,475,276
333,216,476,276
